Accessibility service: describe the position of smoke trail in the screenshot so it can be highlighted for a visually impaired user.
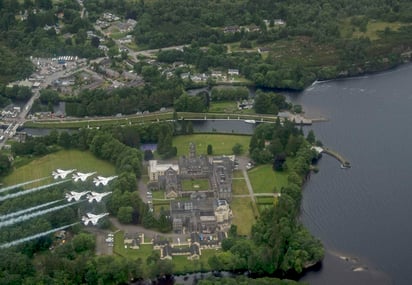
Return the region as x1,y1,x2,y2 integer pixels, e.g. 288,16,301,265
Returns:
0,223,79,249
0,200,63,221
0,201,81,229
0,180,70,202
0,177,49,194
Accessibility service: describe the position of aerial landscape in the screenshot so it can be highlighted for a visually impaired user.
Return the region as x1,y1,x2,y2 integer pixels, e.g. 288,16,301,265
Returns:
1,0,412,284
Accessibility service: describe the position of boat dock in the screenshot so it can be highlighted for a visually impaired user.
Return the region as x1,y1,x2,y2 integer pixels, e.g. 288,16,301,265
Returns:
322,147,351,168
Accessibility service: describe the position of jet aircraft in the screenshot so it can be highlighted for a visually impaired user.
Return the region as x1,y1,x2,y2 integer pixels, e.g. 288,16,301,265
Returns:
86,191,112,203
52,169,76,179
92,176,118,186
72,172,96,182
82,212,109,226
65,191,90,202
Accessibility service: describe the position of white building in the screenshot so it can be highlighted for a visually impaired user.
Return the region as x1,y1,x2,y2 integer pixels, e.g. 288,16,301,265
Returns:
148,160,179,181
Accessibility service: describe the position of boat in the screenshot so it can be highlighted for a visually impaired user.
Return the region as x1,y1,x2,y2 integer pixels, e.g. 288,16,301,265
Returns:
244,120,256,124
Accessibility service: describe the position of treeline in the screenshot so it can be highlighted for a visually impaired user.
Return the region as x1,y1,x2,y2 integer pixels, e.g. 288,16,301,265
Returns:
65,78,183,116
254,90,290,115
0,85,32,108
211,86,249,102
207,121,323,275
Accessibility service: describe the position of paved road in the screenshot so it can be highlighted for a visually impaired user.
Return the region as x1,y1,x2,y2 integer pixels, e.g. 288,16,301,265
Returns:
109,217,189,244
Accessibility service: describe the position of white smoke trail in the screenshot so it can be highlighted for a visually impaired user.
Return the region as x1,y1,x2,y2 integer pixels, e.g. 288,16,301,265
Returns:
0,201,81,229
0,222,79,249
0,180,70,202
0,200,63,221
0,177,49,194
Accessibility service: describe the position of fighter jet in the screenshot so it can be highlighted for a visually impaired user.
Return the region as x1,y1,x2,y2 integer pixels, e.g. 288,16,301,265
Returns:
65,191,90,202
82,212,109,226
72,172,96,182
52,169,76,179
92,176,118,186
86,191,112,203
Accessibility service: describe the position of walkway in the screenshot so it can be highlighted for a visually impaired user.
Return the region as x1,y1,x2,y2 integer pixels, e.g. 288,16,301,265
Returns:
242,169,256,204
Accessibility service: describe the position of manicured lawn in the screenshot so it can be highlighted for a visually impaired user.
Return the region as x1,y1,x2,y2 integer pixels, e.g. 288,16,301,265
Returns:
232,170,244,178
173,134,250,156
248,164,288,194
3,150,116,186
255,196,276,205
230,197,256,236
231,178,249,195
172,248,217,274
181,178,210,191
152,190,165,199
114,231,153,260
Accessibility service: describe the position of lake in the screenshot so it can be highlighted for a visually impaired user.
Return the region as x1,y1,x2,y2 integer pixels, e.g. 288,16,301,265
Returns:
292,65,412,285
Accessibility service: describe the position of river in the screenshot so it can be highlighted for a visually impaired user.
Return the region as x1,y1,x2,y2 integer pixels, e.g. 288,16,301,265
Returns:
289,64,412,285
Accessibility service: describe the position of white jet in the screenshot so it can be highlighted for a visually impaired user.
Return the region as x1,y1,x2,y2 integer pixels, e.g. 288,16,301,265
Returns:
82,212,109,226
52,169,76,179
86,191,112,203
72,172,96,182
65,191,90,202
92,176,118,186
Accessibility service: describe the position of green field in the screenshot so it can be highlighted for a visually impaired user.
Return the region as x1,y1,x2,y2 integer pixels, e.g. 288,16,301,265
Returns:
230,197,256,236
181,178,210,191
208,101,255,115
2,150,116,186
173,134,250,156
231,178,249,195
340,19,408,40
248,164,288,194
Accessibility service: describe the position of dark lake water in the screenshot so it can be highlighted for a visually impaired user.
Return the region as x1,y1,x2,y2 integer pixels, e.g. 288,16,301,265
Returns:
291,65,412,285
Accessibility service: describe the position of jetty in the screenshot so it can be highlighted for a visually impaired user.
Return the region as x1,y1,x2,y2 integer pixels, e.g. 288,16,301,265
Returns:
312,146,351,168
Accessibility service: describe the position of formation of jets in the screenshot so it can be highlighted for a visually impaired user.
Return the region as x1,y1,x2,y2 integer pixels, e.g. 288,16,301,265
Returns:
52,170,117,227
52,169,76,179
86,191,112,203
51,169,118,186
82,212,109,226
93,176,118,186
72,172,96,182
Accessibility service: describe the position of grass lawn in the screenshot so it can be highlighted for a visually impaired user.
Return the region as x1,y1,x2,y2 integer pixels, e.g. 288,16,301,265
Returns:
231,178,249,195
173,134,250,157
152,190,165,200
255,196,276,205
340,19,407,40
114,231,153,260
248,164,288,194
209,101,256,114
172,248,217,274
230,197,256,236
2,150,116,186
232,170,244,178
181,178,210,191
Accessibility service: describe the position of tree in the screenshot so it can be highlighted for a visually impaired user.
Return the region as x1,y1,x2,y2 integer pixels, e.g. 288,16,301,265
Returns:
118,206,133,224
306,130,316,144
0,154,11,177
232,143,243,155
72,233,95,253
207,144,213,155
